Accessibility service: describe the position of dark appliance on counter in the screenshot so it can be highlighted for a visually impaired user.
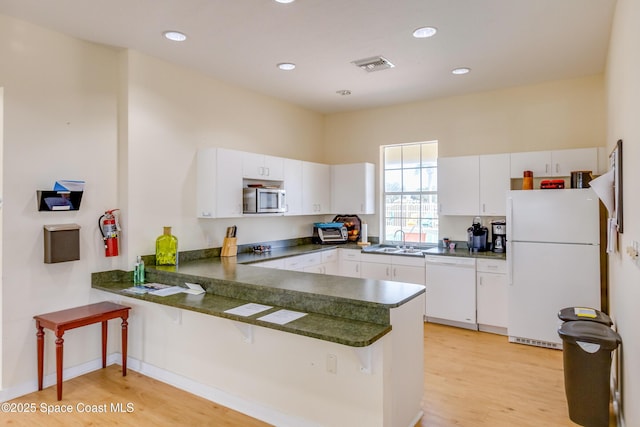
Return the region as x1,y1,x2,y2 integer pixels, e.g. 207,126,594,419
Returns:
313,222,348,244
491,220,506,253
467,217,489,252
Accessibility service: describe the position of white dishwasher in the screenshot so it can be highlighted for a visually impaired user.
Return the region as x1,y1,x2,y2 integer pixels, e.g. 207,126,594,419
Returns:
425,255,477,329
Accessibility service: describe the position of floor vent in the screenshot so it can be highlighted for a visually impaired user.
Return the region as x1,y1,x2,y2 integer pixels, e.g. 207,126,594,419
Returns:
509,336,562,350
352,55,395,72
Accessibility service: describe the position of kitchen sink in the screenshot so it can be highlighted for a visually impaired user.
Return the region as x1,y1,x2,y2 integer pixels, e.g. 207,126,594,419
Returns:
375,247,403,254
373,246,425,256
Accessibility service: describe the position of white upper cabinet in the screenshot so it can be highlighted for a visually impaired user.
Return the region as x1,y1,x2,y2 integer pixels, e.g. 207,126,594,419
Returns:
510,148,599,178
283,158,303,216
438,156,479,216
197,148,243,218
242,152,284,181
479,153,510,216
331,163,375,214
302,161,331,214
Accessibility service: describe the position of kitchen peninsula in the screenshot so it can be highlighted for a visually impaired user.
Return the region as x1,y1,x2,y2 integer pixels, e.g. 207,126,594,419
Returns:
92,245,425,427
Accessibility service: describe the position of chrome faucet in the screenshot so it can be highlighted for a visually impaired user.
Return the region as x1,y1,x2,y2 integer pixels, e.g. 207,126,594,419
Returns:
394,230,406,248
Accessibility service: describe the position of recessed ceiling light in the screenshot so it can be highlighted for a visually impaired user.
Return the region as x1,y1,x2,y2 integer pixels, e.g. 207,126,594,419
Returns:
412,26,437,38
452,67,471,75
336,90,352,96
163,31,187,42
274,0,295,3
277,62,296,71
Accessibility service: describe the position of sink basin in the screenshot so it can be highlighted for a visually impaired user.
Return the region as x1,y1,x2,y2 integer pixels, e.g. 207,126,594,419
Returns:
373,247,425,256
375,247,403,254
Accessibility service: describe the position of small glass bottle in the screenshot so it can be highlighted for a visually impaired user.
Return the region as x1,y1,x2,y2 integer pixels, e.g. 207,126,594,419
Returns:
134,255,145,286
156,226,178,266
522,170,534,190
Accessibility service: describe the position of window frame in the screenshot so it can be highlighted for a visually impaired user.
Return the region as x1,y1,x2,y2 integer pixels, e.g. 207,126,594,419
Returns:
381,141,438,247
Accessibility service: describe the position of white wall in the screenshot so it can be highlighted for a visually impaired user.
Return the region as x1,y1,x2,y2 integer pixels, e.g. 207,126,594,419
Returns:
0,14,327,394
0,15,120,391
324,75,606,239
123,51,327,263
605,0,640,424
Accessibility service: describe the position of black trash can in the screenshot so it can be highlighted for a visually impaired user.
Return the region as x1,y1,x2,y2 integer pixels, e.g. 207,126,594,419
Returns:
558,307,612,326
558,321,621,427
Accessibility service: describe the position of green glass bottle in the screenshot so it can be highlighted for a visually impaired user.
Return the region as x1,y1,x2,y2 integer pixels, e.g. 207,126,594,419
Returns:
156,226,178,266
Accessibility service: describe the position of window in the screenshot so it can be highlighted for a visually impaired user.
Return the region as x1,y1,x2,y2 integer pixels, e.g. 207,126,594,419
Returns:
382,142,438,245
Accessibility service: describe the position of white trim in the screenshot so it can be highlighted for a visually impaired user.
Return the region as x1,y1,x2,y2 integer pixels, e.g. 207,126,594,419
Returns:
1,353,320,427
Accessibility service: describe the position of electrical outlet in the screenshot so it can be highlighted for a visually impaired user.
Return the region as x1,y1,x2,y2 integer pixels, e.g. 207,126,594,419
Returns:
626,241,640,268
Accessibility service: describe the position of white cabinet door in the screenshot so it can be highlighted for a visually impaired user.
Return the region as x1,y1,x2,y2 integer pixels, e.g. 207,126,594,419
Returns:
338,249,361,278
360,253,392,280
477,271,508,328
479,154,510,216
511,148,599,178
331,163,375,214
242,152,285,181
302,161,331,214
392,265,426,285
477,258,507,328
360,261,392,280
510,151,551,178
196,148,243,218
391,256,426,285
551,148,598,177
438,156,479,215
283,158,303,216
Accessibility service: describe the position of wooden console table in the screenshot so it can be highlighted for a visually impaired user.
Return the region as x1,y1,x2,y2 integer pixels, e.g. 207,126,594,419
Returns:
34,301,131,400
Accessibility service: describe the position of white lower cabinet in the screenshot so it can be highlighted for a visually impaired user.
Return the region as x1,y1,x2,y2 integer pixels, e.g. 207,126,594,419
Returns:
338,248,361,278
476,259,508,332
359,253,426,285
303,249,338,275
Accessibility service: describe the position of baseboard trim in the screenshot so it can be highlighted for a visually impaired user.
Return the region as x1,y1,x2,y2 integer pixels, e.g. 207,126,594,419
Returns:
1,353,320,427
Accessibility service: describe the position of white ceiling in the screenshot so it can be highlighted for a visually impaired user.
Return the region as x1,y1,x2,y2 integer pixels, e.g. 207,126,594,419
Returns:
0,0,616,114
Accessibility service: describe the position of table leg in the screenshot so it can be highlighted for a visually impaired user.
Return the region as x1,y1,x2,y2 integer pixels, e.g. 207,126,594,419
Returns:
55,332,64,401
101,320,108,369
121,316,128,376
36,323,44,391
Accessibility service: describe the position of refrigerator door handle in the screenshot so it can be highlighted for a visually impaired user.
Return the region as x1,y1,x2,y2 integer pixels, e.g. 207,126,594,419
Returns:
507,241,513,286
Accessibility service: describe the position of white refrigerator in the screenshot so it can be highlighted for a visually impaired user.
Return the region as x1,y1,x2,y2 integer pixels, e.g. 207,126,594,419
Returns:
506,189,601,348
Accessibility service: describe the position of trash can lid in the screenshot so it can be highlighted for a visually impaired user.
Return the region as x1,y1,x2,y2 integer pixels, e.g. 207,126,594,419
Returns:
558,320,621,350
558,307,612,326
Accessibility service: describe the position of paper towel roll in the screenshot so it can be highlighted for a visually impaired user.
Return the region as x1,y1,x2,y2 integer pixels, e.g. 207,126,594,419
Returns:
361,223,368,243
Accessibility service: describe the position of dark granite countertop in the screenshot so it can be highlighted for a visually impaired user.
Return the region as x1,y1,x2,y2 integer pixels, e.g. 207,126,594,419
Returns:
92,243,425,348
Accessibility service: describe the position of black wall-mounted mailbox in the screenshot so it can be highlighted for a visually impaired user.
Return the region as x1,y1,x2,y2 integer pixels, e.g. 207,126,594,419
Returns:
37,191,83,211
44,224,80,263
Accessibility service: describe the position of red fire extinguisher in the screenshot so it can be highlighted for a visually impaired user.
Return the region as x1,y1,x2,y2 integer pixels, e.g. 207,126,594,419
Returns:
99,209,120,257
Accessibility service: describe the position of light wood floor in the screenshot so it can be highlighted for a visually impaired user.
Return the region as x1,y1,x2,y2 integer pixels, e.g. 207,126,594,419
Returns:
7,323,603,426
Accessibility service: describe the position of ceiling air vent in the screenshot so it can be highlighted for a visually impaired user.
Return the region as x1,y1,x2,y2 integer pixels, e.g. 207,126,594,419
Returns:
352,55,395,73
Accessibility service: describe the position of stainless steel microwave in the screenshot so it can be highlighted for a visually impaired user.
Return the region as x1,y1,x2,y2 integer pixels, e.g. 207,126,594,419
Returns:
243,188,286,214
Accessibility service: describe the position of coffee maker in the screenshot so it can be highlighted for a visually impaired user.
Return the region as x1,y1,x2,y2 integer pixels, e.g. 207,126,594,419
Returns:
491,220,507,253
467,217,489,252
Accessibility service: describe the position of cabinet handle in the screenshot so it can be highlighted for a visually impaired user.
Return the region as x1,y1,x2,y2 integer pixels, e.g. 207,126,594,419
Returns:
356,264,359,273
265,167,270,176
555,163,559,174
479,277,483,285
482,203,486,213
545,164,550,174
386,267,390,277
393,267,397,277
